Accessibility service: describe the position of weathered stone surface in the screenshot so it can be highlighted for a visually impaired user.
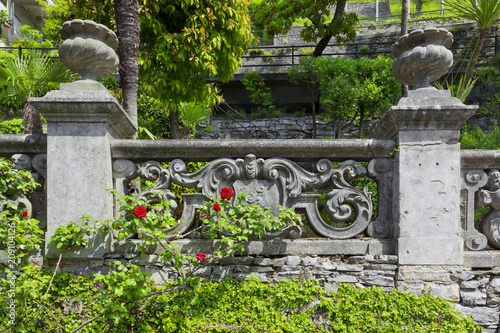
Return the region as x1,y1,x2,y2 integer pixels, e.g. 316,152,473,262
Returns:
455,305,499,326
287,256,301,266
365,264,397,271
486,277,500,305
220,256,254,265
334,275,359,283
337,264,363,272
141,268,169,286
272,257,287,267
213,266,233,277
301,256,318,266
460,289,487,306
397,266,460,282
359,276,394,287
324,282,338,294
392,28,453,88
249,273,269,282
396,281,460,302
129,255,162,266
232,265,251,273
250,266,275,273
192,266,212,277
253,257,273,266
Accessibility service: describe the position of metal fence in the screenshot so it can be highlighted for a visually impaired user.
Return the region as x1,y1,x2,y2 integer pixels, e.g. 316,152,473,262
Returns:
242,35,500,69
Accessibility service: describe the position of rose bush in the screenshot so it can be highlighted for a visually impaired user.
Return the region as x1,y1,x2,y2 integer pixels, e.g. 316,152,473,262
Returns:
195,253,206,262
220,186,234,200
133,205,147,218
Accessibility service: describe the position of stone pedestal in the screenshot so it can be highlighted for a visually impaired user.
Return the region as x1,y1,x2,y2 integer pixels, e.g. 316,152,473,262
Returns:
371,88,477,265
30,82,137,258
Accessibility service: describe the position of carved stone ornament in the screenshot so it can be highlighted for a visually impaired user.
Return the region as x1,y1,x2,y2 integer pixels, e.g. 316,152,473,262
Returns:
461,169,488,250
475,169,500,249
119,154,376,239
59,19,119,80
392,27,453,89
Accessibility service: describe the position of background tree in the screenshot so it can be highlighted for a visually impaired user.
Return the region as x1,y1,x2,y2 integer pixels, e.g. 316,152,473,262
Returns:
0,52,74,134
46,0,254,139
444,0,500,84
288,56,319,137
251,0,358,57
114,0,139,127
312,56,400,138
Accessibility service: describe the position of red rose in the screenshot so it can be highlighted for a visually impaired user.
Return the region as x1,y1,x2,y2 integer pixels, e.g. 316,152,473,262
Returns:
116,226,122,229
195,253,206,262
213,203,221,212
22,211,28,217
134,206,147,218
220,187,234,200
153,175,157,179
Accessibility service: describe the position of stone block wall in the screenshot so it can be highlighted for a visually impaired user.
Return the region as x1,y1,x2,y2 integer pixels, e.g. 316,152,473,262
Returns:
38,252,500,331
196,116,378,139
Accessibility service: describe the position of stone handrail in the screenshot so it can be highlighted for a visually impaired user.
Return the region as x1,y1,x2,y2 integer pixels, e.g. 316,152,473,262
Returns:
110,138,396,162
0,134,46,157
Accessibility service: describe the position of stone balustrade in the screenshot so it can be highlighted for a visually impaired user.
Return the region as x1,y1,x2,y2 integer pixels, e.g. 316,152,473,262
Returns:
3,22,500,331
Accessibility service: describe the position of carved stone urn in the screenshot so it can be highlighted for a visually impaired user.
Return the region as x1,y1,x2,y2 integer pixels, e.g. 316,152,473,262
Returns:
392,27,453,89
59,19,119,81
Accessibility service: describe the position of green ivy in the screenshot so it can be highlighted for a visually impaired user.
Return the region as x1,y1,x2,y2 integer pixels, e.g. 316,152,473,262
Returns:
0,272,481,332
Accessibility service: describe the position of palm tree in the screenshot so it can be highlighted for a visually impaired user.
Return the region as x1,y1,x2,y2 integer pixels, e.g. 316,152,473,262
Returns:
0,52,74,134
444,0,500,83
114,0,139,128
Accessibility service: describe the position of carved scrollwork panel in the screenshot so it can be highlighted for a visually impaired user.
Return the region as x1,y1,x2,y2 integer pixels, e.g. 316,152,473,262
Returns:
461,169,488,250
366,158,393,239
116,155,376,239
475,169,500,250
134,161,178,216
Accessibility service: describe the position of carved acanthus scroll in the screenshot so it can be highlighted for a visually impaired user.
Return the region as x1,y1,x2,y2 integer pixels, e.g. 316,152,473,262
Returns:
116,154,378,239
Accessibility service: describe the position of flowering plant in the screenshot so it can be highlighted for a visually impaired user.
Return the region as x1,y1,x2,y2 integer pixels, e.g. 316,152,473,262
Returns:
0,10,12,29
220,186,234,200
199,187,303,257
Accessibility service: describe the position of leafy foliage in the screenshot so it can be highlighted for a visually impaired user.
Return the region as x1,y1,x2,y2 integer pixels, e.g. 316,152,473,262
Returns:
0,52,74,108
475,53,500,119
55,0,255,126
311,56,400,138
0,118,23,134
199,191,302,256
0,271,481,332
460,124,500,149
242,71,282,119
0,159,43,263
251,0,358,56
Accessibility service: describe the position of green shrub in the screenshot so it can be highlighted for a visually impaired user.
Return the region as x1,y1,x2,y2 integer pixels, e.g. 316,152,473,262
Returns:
0,272,481,332
460,124,500,150
0,118,23,134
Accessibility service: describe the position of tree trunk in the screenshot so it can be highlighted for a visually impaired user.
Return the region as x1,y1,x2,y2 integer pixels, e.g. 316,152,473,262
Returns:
309,85,317,138
169,111,181,139
466,28,489,84
416,0,423,14
115,0,139,128
22,102,43,135
401,0,409,97
313,0,347,57
358,105,365,138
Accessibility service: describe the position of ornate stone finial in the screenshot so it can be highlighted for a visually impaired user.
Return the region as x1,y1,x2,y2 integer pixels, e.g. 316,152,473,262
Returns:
392,27,453,89
59,19,119,81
